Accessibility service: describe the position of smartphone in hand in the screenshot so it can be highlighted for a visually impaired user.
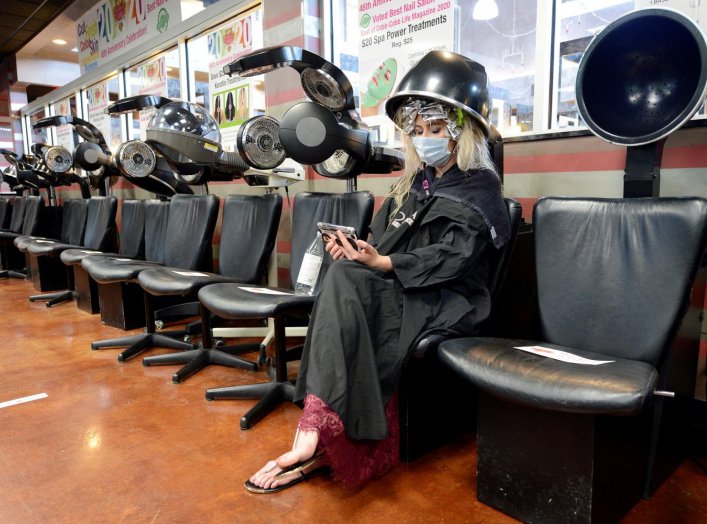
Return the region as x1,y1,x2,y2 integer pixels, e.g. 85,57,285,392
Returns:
317,222,360,251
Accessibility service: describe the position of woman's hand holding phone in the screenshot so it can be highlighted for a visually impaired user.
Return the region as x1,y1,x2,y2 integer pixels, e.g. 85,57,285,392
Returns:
326,230,393,272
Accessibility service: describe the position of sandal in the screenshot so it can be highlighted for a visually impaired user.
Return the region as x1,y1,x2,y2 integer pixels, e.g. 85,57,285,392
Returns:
244,453,329,494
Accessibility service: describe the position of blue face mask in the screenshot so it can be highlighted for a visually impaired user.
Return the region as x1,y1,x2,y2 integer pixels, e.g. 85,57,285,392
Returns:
412,136,452,167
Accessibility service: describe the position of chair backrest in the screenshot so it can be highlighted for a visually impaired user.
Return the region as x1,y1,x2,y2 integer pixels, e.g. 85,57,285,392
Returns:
118,200,146,258
82,197,118,251
144,199,170,262
219,193,283,282
488,198,523,300
534,197,707,366
289,191,375,289
0,198,9,229
8,197,26,233
162,194,219,270
60,199,88,245
20,196,44,236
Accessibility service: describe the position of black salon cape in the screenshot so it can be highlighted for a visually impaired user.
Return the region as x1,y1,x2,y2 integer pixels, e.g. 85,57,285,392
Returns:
293,167,504,441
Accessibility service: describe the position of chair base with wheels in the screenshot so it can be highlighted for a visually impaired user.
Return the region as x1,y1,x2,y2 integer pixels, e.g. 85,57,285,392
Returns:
143,303,259,383
203,315,296,430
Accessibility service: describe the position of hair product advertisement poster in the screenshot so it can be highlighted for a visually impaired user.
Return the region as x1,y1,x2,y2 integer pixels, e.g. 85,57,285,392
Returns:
358,0,454,144
207,9,263,151
135,57,168,140
54,98,75,151
86,83,111,147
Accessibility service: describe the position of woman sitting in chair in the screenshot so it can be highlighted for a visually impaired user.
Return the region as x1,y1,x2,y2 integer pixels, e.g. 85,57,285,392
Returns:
246,50,511,493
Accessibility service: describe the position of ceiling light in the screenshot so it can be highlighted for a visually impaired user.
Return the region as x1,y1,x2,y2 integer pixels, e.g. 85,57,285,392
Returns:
52,39,67,45
71,47,78,53
473,0,499,21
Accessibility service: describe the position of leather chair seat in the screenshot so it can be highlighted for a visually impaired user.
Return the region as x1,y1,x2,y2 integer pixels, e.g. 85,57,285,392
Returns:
13,234,44,251
24,239,82,256
198,282,316,320
136,267,243,297
60,248,116,266
440,337,657,416
82,256,163,284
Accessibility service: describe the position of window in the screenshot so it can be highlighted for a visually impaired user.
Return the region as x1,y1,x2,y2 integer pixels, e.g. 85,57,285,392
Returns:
28,109,49,149
126,48,182,140
458,0,539,136
82,75,124,152
51,96,80,151
553,0,635,129
329,0,706,137
186,7,265,151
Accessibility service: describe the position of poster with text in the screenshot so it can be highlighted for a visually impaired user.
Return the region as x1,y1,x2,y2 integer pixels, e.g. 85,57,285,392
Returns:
208,10,262,151
86,83,111,148
136,56,168,140
55,98,75,151
77,0,182,74
637,0,706,33
358,0,454,144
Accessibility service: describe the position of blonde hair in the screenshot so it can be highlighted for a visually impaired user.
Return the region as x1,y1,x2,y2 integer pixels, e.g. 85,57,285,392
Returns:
387,115,499,217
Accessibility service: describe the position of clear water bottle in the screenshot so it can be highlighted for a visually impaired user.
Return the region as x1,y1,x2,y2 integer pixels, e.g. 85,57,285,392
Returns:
295,232,324,296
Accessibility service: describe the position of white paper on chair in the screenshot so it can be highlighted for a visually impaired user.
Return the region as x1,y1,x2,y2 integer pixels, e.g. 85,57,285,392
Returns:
172,270,209,277
513,346,614,365
238,286,293,295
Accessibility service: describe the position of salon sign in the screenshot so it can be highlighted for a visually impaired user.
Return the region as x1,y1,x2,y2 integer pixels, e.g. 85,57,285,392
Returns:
54,98,75,151
135,57,168,140
85,83,111,147
207,9,263,151
358,0,454,143
77,0,182,74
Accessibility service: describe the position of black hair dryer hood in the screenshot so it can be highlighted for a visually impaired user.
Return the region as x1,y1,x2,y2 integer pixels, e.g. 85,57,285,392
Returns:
575,7,707,197
576,7,707,146
224,45,403,184
279,102,369,165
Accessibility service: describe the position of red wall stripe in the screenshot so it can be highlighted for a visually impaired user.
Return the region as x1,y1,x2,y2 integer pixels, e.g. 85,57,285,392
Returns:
505,150,627,174
662,144,707,169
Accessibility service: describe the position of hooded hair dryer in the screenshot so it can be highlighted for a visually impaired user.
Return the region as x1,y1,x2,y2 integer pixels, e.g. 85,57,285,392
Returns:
575,7,707,197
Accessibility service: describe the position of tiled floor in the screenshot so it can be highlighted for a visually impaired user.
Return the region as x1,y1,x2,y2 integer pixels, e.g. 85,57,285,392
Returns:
1,277,706,523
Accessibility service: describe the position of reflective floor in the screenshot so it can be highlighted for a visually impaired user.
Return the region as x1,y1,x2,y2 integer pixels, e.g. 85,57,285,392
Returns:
1,277,705,523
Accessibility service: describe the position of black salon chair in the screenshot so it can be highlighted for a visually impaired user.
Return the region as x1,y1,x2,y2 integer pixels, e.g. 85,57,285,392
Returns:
198,191,374,429
81,199,169,329
439,197,707,524
0,198,10,229
0,196,44,278
15,199,87,289
88,194,219,361
60,199,146,313
398,197,522,462
138,193,283,382
24,197,117,306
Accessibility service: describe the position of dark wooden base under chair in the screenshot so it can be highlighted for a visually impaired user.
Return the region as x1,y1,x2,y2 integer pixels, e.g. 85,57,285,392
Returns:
29,255,68,292
475,392,687,524
398,349,475,463
73,266,100,314
98,281,145,330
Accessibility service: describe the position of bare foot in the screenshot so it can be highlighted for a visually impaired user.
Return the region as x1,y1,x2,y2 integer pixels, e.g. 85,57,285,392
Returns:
248,429,319,491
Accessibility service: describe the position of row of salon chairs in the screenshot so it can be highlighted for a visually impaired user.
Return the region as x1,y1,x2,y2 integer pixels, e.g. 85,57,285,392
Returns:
6,188,706,524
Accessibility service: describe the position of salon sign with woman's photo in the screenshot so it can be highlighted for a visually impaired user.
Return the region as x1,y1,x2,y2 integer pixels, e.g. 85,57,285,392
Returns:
207,9,262,150
358,0,454,146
